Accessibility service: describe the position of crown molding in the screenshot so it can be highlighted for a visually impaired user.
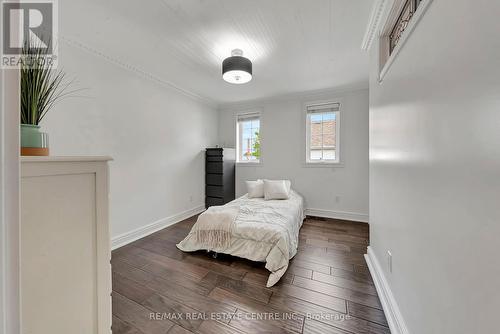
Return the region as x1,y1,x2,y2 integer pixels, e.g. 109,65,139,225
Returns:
361,0,390,51
59,36,218,108
218,82,368,111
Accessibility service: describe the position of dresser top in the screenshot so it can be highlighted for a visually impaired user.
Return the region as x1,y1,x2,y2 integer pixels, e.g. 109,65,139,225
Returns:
21,156,113,163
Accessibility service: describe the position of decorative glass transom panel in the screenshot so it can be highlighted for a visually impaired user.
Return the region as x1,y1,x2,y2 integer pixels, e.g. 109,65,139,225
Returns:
389,0,423,54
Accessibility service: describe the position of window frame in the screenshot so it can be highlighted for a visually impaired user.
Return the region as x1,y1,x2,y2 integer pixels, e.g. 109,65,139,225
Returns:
235,111,262,165
378,0,434,82
304,100,342,167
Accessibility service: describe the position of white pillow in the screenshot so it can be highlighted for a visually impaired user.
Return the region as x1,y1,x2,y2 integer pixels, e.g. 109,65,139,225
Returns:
263,179,291,200
246,180,264,198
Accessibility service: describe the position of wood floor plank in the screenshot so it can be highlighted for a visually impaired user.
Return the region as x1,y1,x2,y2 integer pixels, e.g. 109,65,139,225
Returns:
330,267,374,285
241,272,268,286
270,293,390,334
228,311,297,334
302,226,368,240
209,287,304,333
302,319,351,334
183,256,247,281
269,292,346,319
133,237,186,261
196,320,244,334
328,234,369,246
353,263,370,275
229,258,269,276
294,253,355,271
327,244,367,255
114,257,211,297
129,246,210,280
112,215,388,334
287,265,313,279
167,325,193,334
289,259,331,274
347,301,389,327
199,271,273,304
292,276,382,309
303,219,368,234
142,294,204,332
113,271,157,304
113,260,237,321
299,247,367,266
312,271,378,296
274,283,347,313
112,245,150,270
294,245,328,258
113,315,145,334
242,271,293,287
112,292,174,334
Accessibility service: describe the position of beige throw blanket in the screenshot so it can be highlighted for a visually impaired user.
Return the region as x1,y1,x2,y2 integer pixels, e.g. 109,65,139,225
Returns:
191,206,239,250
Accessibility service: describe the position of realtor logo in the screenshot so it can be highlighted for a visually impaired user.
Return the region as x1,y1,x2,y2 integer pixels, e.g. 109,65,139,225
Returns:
2,0,58,68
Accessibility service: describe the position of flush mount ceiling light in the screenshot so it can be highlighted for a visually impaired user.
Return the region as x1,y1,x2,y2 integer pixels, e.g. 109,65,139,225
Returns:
222,49,252,84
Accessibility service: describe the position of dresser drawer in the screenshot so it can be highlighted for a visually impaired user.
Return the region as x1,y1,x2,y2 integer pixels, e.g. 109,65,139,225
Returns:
206,149,223,157
206,174,223,186
206,185,224,198
206,155,223,162
206,196,224,207
206,162,223,174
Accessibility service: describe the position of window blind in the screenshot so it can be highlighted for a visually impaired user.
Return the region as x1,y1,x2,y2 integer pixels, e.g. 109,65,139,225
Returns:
237,113,260,122
306,103,340,114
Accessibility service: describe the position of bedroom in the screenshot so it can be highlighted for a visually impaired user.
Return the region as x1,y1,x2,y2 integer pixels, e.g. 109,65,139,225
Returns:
1,0,499,334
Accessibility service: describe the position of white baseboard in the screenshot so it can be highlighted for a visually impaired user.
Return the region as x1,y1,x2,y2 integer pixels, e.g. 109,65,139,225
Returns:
111,205,205,250
364,246,410,334
305,208,369,223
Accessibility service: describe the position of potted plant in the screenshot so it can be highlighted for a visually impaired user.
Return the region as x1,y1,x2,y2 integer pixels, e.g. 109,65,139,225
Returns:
20,43,73,156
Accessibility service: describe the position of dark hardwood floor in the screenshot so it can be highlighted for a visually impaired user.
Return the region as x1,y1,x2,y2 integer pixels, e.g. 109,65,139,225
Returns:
111,216,389,334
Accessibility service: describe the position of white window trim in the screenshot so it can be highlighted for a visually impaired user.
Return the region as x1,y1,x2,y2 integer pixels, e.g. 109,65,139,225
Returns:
378,0,434,82
235,110,263,166
303,100,343,167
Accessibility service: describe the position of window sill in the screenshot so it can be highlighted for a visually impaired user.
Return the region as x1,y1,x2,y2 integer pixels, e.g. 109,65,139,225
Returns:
303,162,344,168
236,162,263,167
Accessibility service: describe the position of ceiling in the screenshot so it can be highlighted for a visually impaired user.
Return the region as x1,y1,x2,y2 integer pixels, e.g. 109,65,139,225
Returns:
61,0,372,105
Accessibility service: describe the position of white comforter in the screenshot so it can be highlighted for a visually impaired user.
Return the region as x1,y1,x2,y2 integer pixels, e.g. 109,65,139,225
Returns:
177,190,305,287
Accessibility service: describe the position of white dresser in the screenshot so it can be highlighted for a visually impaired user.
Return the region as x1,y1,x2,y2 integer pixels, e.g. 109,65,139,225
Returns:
20,156,112,334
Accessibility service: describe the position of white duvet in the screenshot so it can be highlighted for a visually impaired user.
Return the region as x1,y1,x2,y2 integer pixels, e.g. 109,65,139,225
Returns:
177,190,305,287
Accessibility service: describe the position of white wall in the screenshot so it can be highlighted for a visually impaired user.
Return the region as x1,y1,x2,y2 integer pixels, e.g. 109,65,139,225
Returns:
369,1,500,333
43,42,218,241
218,89,369,221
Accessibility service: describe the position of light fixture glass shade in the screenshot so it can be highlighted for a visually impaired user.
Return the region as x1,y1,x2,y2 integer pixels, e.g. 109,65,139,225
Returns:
222,49,252,84
222,70,252,84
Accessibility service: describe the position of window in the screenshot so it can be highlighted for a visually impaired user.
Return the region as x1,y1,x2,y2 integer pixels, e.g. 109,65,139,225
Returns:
378,0,432,80
306,102,340,164
236,113,261,163
389,0,423,55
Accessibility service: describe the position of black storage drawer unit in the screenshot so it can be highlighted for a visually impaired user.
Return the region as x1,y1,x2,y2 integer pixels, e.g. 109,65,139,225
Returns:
206,185,224,198
205,148,235,208
206,196,224,207
206,162,223,174
206,174,223,186
206,149,223,156
206,156,223,162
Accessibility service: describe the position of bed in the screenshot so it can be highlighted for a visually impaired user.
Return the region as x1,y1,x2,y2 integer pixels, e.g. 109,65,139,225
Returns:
176,190,305,287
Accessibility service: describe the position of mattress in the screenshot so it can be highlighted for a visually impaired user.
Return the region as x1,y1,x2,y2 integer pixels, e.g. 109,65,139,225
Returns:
176,190,305,287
